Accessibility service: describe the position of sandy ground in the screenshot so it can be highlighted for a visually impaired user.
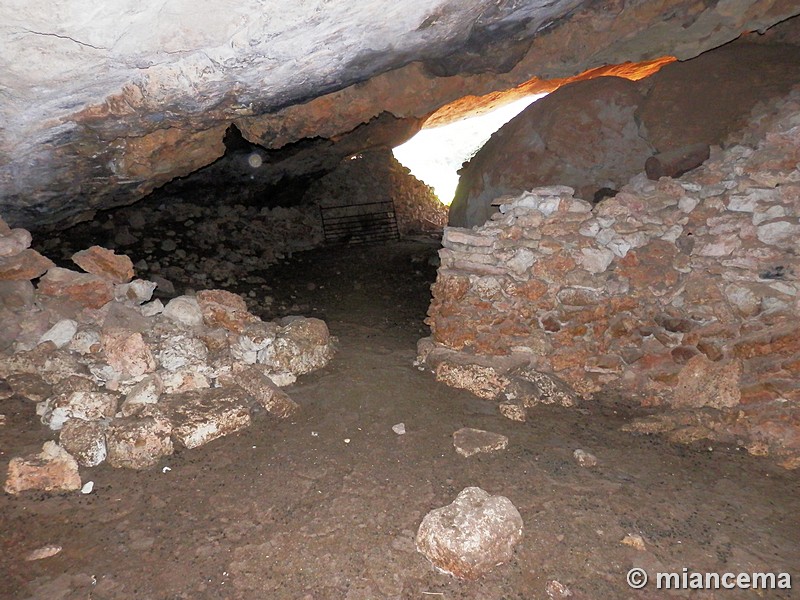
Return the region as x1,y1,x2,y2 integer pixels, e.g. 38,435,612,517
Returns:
1,240,798,599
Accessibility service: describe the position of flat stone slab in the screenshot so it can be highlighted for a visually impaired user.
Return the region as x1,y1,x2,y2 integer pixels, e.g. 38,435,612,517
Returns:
453,427,509,457
161,386,252,449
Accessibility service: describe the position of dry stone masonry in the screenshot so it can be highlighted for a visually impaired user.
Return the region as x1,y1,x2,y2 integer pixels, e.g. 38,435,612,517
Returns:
1,222,335,493
420,86,800,467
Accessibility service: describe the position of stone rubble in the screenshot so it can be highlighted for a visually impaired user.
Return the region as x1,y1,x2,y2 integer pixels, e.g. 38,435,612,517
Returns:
1,224,336,491
420,85,800,466
416,486,524,580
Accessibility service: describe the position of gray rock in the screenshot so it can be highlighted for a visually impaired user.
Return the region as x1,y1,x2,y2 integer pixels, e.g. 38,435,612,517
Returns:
453,427,509,457
38,319,78,348
416,487,524,580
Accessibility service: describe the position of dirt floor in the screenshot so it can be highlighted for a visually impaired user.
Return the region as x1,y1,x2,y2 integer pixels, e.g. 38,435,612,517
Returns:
1,239,799,599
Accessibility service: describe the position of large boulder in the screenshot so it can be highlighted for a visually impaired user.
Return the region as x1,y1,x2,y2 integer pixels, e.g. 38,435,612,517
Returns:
449,76,652,227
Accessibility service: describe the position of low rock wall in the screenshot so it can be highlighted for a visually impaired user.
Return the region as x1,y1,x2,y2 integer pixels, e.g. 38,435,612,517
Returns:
421,88,800,464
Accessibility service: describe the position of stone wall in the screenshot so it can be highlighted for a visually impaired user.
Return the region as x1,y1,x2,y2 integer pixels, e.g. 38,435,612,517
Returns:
421,87,800,464
305,149,447,235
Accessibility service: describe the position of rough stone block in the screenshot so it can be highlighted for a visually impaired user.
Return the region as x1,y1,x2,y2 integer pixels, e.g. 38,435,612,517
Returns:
0,249,55,281
258,317,334,376
671,356,742,409
106,410,174,469
72,246,135,283
416,487,523,580
161,387,252,449
4,442,81,494
59,419,108,467
101,328,156,378
196,289,259,333
435,361,509,401
235,365,300,418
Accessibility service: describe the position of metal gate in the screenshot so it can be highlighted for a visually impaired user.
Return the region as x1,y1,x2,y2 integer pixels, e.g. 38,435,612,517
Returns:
319,200,400,245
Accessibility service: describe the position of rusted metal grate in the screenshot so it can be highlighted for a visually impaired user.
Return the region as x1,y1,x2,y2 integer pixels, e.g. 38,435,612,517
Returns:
319,200,400,245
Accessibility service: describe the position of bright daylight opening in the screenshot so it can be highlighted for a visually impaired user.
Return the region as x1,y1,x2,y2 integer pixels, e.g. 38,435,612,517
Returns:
393,93,547,205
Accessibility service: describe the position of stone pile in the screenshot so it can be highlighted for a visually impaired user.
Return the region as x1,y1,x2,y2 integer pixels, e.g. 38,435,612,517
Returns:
37,196,325,299
1,226,335,492
420,86,800,466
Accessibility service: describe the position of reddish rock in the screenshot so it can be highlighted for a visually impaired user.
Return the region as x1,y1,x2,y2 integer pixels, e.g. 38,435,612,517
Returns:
671,356,742,409
72,245,134,283
0,228,32,257
0,249,55,281
0,280,35,310
196,289,259,333
733,326,800,360
4,442,81,495
38,267,114,308
101,328,156,377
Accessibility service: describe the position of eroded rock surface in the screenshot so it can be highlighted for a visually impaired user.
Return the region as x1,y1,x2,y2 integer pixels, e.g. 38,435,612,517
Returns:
451,40,800,227
2,2,798,228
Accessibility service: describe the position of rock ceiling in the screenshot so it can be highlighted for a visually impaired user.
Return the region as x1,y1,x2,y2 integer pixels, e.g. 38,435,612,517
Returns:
1,0,798,229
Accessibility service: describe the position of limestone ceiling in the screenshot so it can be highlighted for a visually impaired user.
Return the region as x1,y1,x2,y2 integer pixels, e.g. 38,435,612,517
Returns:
1,0,798,228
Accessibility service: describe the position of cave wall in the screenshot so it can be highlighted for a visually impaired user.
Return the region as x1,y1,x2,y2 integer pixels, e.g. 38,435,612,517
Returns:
2,0,799,229
450,38,800,228
420,86,800,465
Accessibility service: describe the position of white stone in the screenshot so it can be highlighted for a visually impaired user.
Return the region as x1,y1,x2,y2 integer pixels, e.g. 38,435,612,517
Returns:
162,295,204,327
596,227,617,246
727,194,759,212
507,248,536,275
660,224,684,243
678,196,699,213
606,237,631,258
757,220,798,245
69,328,102,354
578,247,614,273
140,298,165,317
157,334,208,371
39,319,78,348
752,205,787,226
114,279,157,304
120,374,163,416
578,220,601,237
43,391,119,431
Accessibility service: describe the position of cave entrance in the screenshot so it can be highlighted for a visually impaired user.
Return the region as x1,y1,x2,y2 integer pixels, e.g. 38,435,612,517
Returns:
392,94,546,205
